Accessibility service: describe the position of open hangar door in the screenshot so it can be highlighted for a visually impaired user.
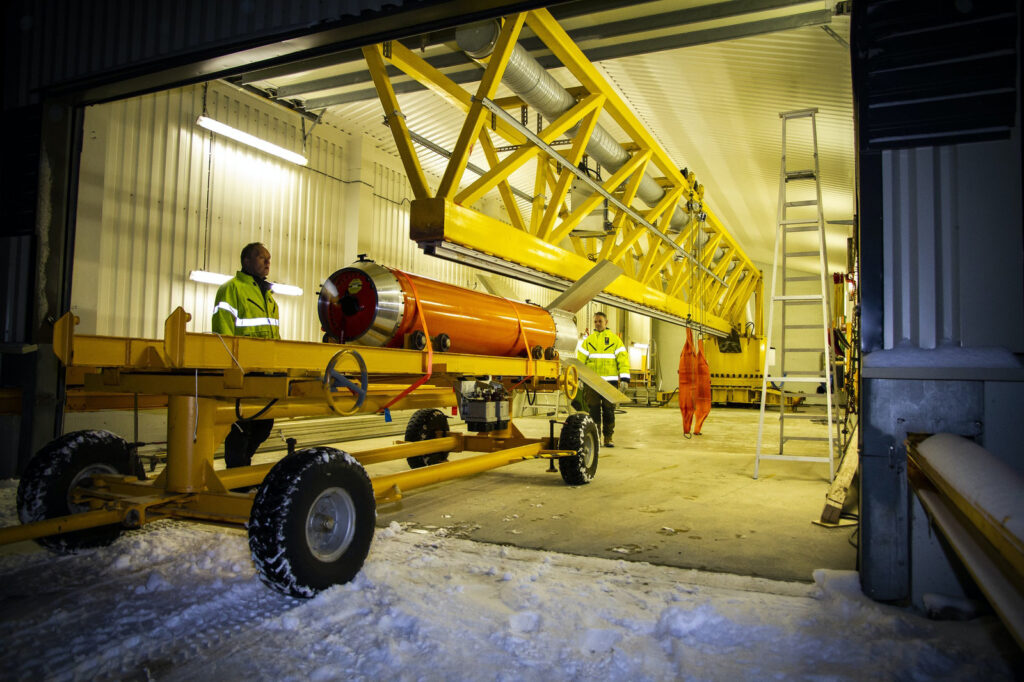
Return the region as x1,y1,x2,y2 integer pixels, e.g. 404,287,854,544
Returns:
41,0,862,586
8,0,860,577
8,0,1024,663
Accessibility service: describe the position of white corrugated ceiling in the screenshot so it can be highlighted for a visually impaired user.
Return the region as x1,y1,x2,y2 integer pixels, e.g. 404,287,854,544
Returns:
242,0,854,274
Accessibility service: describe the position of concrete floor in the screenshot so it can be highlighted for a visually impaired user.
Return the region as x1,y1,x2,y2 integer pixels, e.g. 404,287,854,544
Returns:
352,405,857,583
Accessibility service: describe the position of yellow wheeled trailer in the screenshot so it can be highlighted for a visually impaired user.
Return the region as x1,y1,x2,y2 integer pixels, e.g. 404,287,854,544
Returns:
1,308,592,597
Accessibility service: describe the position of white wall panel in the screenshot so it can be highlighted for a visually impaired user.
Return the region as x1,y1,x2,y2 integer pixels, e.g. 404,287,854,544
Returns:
73,80,652,352
72,81,349,342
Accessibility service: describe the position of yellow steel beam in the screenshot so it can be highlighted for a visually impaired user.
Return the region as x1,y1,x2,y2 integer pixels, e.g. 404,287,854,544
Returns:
0,508,125,545
604,185,683,264
722,270,759,321
530,159,552,235
478,129,527,231
525,9,690,199
384,39,526,145
60,310,561,380
704,252,742,311
411,198,731,333
355,436,462,466
363,44,431,200
595,162,650,261
370,442,543,501
437,14,526,200
455,93,604,207
537,105,602,240
548,148,650,244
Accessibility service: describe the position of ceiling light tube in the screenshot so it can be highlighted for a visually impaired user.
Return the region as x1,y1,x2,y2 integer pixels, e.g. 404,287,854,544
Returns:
197,115,308,166
190,270,303,296
271,283,304,297
189,270,231,285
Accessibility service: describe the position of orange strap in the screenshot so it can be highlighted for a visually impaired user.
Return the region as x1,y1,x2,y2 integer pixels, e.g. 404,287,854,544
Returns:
379,270,433,413
503,297,535,389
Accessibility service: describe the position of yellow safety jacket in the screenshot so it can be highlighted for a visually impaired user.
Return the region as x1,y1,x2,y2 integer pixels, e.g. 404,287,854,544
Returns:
212,271,281,339
577,330,630,383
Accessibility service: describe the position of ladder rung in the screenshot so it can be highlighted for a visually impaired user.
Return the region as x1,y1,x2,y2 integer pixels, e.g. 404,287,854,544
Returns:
782,348,822,352
785,170,816,181
785,276,819,282
757,454,831,463
780,413,827,420
785,200,818,207
784,226,819,233
782,436,830,442
784,324,819,329
774,294,822,301
780,108,818,119
785,251,819,258
765,376,826,382
780,219,819,226
786,370,828,376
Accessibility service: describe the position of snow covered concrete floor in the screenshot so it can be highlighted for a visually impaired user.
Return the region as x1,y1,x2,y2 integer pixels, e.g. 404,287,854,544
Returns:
1,484,1020,681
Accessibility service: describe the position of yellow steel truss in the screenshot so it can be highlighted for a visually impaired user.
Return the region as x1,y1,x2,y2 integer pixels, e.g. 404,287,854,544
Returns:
363,8,761,335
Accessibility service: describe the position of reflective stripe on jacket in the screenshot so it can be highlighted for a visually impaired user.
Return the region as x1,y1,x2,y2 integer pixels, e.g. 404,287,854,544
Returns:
577,330,630,382
212,271,281,339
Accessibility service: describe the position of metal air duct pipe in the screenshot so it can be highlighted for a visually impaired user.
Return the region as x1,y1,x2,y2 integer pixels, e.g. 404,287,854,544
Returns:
458,21,727,266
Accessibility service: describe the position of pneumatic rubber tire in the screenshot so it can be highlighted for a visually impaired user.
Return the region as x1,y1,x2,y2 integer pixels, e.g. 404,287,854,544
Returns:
248,447,376,598
17,429,132,553
557,413,599,486
404,408,451,469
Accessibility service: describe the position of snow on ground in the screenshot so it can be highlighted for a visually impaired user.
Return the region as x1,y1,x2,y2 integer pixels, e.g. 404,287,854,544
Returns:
0,483,1019,681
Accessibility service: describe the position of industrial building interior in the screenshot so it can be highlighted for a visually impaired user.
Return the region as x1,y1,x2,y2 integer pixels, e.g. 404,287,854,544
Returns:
0,0,1021,675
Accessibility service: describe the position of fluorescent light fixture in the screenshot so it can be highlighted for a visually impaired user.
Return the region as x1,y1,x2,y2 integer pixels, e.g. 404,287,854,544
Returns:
190,270,303,296
271,283,303,297
189,270,231,285
197,115,307,166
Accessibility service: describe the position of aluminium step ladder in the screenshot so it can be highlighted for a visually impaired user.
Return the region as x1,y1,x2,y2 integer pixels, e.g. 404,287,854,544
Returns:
755,108,837,481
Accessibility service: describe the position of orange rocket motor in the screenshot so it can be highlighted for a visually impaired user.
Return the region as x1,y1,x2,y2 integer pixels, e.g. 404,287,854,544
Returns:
694,337,711,435
318,259,578,358
678,328,697,435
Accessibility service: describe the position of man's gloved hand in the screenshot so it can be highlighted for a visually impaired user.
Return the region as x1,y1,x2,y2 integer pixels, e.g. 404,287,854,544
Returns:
620,381,629,391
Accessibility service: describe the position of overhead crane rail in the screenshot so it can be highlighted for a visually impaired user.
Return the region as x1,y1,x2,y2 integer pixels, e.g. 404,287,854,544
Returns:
362,8,762,337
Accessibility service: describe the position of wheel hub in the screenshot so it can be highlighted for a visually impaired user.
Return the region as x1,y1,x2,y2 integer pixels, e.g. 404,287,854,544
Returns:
67,463,119,513
306,487,357,562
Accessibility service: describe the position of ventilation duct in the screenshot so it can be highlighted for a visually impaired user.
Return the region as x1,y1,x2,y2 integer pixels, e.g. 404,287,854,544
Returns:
458,21,730,269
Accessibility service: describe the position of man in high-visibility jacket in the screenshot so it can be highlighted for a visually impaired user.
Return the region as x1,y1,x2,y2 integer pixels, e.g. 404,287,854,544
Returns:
577,311,630,447
212,242,280,467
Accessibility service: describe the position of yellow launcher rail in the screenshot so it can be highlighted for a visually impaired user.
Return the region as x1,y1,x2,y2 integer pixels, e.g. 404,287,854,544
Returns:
363,8,762,335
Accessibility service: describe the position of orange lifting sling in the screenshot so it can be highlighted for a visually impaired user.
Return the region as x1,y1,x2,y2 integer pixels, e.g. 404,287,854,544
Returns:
678,328,697,436
694,337,711,435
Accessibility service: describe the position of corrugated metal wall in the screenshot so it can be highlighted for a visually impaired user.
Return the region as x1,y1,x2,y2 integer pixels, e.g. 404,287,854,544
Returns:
881,141,1023,352
72,81,350,342
881,147,959,350
72,78,659,358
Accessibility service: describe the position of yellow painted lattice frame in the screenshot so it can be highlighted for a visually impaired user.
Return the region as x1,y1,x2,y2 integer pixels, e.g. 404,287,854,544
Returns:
363,8,761,334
